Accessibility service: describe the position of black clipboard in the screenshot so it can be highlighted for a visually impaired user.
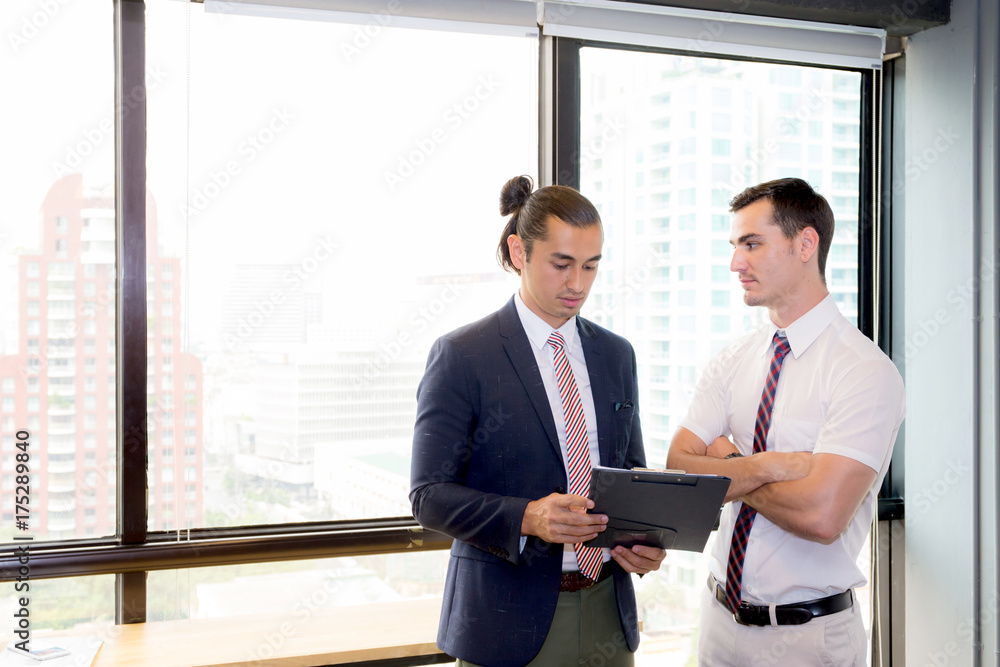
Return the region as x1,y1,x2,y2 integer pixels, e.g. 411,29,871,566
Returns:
583,466,731,552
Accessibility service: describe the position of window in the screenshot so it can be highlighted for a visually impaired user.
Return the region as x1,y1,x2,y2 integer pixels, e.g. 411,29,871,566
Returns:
580,48,864,658
778,142,803,161
711,240,731,257
144,1,536,536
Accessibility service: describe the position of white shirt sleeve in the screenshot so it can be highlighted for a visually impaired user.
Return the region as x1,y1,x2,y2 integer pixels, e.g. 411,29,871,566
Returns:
812,355,905,472
678,348,734,449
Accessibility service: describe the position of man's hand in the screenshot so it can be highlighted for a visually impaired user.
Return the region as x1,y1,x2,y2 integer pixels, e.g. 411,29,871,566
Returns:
521,492,608,543
669,429,814,501
707,436,739,458
709,437,813,482
611,544,665,575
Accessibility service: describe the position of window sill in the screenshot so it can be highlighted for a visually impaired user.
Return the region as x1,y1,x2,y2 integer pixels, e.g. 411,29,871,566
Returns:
16,597,444,667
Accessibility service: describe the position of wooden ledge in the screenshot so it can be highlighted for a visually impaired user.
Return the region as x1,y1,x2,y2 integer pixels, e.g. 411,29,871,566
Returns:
6,597,445,667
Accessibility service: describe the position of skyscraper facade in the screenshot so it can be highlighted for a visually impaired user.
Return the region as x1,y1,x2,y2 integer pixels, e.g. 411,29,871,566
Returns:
0,174,204,538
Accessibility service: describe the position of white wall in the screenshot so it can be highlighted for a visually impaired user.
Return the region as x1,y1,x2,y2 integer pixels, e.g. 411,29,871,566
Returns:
897,0,999,664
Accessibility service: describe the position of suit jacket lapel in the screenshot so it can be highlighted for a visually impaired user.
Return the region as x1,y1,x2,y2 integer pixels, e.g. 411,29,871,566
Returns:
579,317,614,466
497,297,562,462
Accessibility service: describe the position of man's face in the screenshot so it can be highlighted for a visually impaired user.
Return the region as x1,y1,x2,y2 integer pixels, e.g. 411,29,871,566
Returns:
729,198,804,310
511,215,603,329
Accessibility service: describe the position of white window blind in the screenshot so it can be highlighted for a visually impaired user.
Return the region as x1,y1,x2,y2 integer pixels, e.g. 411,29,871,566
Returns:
204,0,885,69
203,0,539,37
539,0,885,70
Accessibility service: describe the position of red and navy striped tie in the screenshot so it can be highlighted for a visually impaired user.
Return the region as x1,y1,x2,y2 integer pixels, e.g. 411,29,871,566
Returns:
724,332,792,612
547,331,604,582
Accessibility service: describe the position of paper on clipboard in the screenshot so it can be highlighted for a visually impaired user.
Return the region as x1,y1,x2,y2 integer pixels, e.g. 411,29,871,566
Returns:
583,465,731,552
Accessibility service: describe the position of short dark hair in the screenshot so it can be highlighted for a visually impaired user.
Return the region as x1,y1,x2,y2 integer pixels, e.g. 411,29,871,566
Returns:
496,175,602,275
729,177,835,278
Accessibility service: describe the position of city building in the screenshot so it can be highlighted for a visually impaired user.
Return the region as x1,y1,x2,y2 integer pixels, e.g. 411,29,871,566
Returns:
0,174,204,537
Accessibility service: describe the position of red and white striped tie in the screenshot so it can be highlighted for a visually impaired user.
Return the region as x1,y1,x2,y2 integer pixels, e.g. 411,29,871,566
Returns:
547,331,603,581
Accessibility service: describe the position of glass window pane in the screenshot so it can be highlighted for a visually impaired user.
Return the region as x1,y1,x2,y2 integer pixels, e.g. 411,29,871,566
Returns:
148,552,448,620
146,2,536,529
579,48,862,663
0,574,114,631
0,2,115,543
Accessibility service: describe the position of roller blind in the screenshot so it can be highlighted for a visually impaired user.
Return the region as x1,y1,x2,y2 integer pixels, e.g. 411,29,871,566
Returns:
204,0,885,69
203,0,540,37
539,0,885,69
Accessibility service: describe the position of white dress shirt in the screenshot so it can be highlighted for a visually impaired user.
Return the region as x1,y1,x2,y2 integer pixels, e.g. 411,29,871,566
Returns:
680,294,905,604
514,292,609,571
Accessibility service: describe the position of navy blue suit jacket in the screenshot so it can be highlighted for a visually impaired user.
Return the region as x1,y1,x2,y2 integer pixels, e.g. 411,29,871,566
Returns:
410,297,645,667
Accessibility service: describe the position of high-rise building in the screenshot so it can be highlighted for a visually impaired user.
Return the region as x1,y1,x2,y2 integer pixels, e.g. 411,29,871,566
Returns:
581,57,861,465
0,174,204,537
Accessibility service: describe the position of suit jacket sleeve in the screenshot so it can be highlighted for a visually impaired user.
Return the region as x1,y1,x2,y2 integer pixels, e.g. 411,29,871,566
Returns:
410,335,529,565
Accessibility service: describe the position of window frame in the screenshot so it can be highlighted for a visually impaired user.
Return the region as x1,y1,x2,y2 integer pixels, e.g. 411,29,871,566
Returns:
553,34,898,513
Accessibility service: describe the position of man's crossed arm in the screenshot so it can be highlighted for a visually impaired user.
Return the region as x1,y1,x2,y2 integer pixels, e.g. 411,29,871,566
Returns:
667,428,876,544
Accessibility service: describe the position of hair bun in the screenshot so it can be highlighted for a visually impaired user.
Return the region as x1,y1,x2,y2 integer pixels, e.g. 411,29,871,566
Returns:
499,175,534,216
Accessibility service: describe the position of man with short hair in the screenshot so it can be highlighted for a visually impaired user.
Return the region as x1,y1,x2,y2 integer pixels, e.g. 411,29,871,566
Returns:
668,177,904,666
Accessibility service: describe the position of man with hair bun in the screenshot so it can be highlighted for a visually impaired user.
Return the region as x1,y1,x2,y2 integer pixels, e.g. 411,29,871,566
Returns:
411,175,664,667
668,177,904,665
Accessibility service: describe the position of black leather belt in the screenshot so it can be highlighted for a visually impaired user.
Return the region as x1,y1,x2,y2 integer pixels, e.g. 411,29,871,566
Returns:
560,562,614,592
708,576,853,626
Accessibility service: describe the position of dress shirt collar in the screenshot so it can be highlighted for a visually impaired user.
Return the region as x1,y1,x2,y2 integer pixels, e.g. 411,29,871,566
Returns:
514,290,580,354
760,293,838,359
